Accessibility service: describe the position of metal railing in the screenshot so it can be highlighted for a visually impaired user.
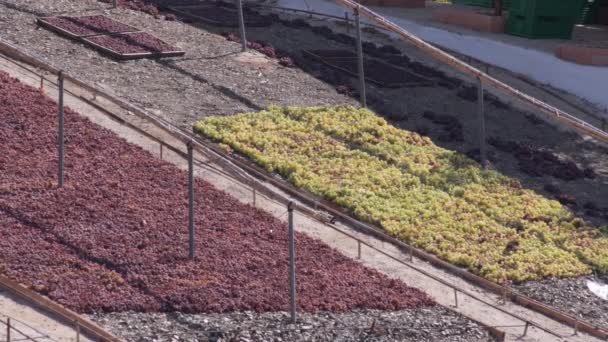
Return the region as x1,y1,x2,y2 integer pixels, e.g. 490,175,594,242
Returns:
2,45,603,341
1,1,608,340
0,314,61,342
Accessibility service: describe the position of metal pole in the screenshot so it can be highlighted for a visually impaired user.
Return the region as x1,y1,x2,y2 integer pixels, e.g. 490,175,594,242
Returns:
58,70,65,188
159,143,163,160
453,289,458,308
523,322,529,337
357,240,361,259
75,321,80,342
187,141,195,260
112,0,117,9
252,188,257,207
288,201,296,323
478,77,487,168
6,318,10,342
236,0,247,52
345,12,350,34
354,6,366,108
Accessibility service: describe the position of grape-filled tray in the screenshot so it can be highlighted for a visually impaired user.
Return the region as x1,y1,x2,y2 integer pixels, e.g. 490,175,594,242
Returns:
83,32,185,60
303,49,433,88
168,4,272,27
37,15,184,60
37,15,140,39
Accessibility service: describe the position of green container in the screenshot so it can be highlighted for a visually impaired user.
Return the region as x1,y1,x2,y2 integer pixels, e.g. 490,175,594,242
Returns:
453,0,511,9
507,0,585,39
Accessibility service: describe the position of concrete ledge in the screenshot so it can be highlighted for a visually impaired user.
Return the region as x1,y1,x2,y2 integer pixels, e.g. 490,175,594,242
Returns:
557,44,608,66
433,7,505,33
358,0,425,8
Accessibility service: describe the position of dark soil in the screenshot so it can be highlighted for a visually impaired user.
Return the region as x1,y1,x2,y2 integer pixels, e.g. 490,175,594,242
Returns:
85,31,179,54
42,15,139,37
304,50,432,88
171,5,272,28
0,71,435,314
422,110,464,142
488,137,595,181
100,0,160,16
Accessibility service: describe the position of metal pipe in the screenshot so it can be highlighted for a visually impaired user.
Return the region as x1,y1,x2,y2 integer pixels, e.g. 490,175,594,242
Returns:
345,12,350,34
6,318,10,342
112,0,117,9
76,321,80,342
523,322,529,337
58,70,65,188
454,289,458,308
357,240,361,259
478,77,487,168
236,0,247,52
187,140,195,260
288,201,296,323
333,0,608,143
354,6,366,108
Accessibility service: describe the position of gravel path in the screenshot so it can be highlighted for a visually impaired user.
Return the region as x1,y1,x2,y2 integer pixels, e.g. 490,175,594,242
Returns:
2,0,608,331
88,308,493,342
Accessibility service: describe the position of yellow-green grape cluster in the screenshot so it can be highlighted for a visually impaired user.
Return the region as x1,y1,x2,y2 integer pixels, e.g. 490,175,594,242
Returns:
194,106,608,283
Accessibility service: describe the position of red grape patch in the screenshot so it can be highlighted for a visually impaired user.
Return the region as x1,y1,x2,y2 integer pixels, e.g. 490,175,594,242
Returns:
0,71,434,314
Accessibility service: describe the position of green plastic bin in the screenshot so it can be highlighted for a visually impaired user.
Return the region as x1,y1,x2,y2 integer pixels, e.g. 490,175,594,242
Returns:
453,0,511,9
507,0,585,39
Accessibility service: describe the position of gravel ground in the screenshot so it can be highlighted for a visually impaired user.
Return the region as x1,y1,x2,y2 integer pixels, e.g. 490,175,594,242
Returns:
0,0,356,129
88,308,493,342
2,0,608,331
514,275,608,329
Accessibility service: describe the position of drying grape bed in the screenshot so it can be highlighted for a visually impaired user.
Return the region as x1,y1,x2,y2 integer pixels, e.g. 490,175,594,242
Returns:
195,106,608,284
84,32,184,58
168,5,272,28
303,49,433,88
37,15,184,60
37,15,139,39
0,71,434,313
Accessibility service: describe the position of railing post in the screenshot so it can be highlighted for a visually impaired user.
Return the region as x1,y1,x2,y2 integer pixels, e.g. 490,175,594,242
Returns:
75,321,80,342
478,77,487,168
354,6,367,108
453,288,458,308
288,201,297,323
357,240,361,259
522,322,529,337
112,0,117,9
345,12,350,34
6,318,10,342
58,70,65,188
187,140,195,260
236,0,247,52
